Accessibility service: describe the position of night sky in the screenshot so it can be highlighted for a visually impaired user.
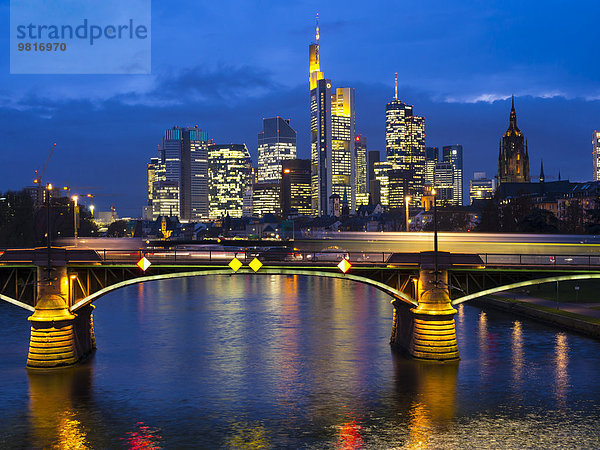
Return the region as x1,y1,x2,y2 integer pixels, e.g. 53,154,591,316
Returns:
2,0,600,216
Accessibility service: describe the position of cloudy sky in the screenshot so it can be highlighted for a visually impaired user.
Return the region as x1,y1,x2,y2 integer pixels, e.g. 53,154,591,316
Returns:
2,0,600,215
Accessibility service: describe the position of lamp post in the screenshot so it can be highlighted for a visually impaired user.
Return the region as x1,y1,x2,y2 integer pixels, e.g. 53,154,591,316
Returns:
405,195,411,232
72,195,79,239
46,184,53,281
89,204,95,218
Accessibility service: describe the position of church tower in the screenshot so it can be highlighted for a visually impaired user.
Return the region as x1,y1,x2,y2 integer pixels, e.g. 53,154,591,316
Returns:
498,96,530,184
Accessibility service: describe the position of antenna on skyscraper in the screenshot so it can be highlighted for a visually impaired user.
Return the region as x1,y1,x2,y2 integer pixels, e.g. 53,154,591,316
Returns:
394,73,398,99
316,13,319,45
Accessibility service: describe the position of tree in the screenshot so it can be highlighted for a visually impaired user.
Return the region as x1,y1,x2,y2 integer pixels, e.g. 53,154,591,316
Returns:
106,220,129,237
517,208,560,233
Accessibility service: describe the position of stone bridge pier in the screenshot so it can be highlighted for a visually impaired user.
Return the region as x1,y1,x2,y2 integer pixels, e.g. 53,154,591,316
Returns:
391,265,459,361
27,263,96,369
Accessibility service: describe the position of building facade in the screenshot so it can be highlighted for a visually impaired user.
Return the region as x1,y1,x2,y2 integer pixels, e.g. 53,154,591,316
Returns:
442,144,463,206
153,126,209,221
373,161,393,208
385,74,425,205
499,96,530,184
281,159,313,217
424,146,439,188
433,162,454,205
593,131,600,181
252,183,281,217
354,134,368,208
257,117,297,183
208,144,252,219
469,172,496,203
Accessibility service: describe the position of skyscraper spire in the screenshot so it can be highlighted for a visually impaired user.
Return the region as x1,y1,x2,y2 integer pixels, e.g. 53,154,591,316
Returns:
316,13,319,46
394,72,398,100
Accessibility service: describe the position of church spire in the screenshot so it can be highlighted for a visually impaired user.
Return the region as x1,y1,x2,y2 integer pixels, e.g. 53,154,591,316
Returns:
540,159,545,183
509,95,517,129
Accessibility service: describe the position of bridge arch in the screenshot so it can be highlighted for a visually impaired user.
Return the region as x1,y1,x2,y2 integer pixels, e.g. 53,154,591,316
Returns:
70,268,417,312
452,273,600,305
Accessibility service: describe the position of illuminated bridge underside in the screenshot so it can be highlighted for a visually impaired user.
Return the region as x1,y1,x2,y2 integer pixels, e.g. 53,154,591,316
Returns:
70,268,418,312
452,273,600,305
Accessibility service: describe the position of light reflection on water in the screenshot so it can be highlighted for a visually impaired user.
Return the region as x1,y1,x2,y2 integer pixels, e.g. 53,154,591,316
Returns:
0,275,599,448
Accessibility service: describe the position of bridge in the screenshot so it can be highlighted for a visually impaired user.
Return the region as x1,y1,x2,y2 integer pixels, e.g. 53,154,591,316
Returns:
2,243,600,369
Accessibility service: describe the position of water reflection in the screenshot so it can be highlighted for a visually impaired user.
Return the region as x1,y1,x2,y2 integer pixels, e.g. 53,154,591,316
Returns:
393,354,458,448
28,366,93,449
554,332,570,407
511,320,524,390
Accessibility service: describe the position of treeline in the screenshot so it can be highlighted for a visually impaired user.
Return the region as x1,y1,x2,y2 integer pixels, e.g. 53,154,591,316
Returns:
0,190,98,247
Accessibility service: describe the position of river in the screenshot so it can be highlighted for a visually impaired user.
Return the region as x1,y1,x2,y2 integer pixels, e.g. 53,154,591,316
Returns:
1,275,599,448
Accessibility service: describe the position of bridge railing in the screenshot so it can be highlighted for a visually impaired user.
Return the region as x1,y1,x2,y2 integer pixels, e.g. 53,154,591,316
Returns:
479,254,600,267
61,249,600,269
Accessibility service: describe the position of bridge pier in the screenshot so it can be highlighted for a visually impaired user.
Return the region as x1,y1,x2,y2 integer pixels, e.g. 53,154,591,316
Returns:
27,266,96,369
391,267,459,361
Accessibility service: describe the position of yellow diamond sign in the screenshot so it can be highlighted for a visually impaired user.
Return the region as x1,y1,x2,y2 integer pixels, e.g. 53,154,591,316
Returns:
137,256,152,272
229,257,243,272
338,258,352,274
249,257,263,272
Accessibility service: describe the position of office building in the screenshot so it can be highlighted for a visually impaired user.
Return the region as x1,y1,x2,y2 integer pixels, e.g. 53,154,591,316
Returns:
424,147,439,187
309,16,356,216
354,134,368,207
499,96,530,184
442,144,463,205
388,168,411,210
373,161,393,208
434,162,454,205
470,172,496,203
281,159,312,217
208,144,252,219
252,183,281,217
385,73,425,205
593,131,600,181
154,126,209,221
257,117,297,183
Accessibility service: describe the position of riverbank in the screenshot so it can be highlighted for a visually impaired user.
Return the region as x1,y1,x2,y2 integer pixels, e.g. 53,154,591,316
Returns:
470,294,600,340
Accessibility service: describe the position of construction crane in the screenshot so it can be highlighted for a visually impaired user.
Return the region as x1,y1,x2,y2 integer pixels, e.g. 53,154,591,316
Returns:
33,143,57,186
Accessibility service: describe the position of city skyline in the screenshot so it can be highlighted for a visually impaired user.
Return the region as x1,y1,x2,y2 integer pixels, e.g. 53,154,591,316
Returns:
2,1,600,215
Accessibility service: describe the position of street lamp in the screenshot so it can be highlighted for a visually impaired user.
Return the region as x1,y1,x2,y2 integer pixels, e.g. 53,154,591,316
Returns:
71,195,79,238
89,204,95,218
405,195,411,232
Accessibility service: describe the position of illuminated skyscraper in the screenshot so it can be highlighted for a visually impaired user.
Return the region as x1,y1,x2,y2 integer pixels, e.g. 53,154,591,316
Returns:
373,161,393,208
354,134,368,207
593,131,600,181
433,162,454,205
257,117,297,183
385,73,425,205
252,183,281,217
499,96,529,184
309,15,356,216
424,147,438,187
158,126,209,220
281,159,312,217
442,144,463,206
208,144,252,219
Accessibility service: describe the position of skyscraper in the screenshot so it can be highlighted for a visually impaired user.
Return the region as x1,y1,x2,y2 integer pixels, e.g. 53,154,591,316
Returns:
373,161,393,208
367,150,380,203
385,73,425,205
442,144,463,205
281,159,312,217
593,131,600,181
156,126,209,221
424,146,439,187
433,162,454,205
208,144,252,219
354,134,368,207
498,96,530,184
309,16,356,216
257,117,297,183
